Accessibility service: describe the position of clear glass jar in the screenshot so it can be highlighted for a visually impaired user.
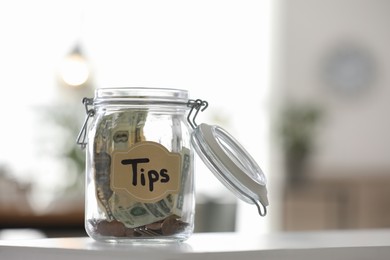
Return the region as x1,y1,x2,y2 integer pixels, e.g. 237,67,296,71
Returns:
81,88,195,242
78,87,269,243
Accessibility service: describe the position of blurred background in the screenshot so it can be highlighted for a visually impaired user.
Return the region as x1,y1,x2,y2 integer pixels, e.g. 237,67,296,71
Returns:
1,0,389,239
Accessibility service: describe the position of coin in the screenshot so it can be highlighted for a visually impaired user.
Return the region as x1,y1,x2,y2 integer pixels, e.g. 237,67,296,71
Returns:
96,220,126,237
125,227,136,237
161,215,181,236
145,221,163,231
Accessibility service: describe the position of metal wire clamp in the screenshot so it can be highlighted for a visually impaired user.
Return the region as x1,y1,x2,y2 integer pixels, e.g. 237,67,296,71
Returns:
76,97,95,149
187,99,208,129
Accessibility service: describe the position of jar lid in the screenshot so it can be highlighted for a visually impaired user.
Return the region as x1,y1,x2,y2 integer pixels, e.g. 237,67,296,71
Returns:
191,123,268,216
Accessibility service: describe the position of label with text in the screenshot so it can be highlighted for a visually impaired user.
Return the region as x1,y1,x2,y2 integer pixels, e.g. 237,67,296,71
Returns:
111,141,182,203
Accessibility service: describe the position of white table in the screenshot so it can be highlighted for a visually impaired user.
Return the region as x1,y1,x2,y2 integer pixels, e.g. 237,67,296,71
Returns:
1,229,390,260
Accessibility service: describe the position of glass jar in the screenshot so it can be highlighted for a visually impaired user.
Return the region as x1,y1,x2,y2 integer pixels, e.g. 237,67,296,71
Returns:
80,88,195,242
77,87,269,243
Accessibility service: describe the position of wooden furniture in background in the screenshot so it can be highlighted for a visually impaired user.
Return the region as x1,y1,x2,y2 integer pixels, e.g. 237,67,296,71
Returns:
283,175,390,231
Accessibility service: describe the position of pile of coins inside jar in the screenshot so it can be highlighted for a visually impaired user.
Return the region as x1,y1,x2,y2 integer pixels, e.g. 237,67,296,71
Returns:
92,215,189,237
89,110,191,238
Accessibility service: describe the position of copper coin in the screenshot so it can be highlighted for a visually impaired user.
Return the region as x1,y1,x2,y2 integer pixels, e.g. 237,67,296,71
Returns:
125,227,136,237
145,221,163,231
161,216,181,236
96,220,126,237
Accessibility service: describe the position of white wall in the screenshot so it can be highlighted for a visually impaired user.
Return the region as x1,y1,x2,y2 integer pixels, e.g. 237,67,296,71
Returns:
275,0,390,175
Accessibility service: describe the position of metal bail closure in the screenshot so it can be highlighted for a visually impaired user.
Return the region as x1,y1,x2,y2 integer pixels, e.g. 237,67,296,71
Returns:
76,97,95,149
187,99,208,129
191,123,269,217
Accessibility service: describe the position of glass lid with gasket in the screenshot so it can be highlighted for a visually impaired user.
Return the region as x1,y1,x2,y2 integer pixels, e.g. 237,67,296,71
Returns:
187,100,269,216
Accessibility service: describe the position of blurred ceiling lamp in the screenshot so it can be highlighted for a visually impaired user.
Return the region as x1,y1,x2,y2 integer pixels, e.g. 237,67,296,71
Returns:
60,45,89,87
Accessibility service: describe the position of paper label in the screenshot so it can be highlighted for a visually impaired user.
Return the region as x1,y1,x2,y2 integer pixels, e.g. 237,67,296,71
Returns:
111,141,182,203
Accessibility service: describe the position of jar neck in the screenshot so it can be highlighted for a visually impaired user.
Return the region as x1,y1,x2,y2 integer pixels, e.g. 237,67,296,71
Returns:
77,91,208,147
93,87,189,107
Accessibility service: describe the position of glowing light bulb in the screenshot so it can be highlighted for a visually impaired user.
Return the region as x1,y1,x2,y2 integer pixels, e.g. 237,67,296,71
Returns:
60,48,89,87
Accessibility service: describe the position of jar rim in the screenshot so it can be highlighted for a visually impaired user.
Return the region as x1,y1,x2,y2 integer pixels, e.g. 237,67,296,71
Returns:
94,87,189,106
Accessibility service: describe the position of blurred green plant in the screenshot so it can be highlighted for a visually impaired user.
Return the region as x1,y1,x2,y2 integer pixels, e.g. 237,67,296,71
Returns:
39,105,86,193
278,103,322,184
